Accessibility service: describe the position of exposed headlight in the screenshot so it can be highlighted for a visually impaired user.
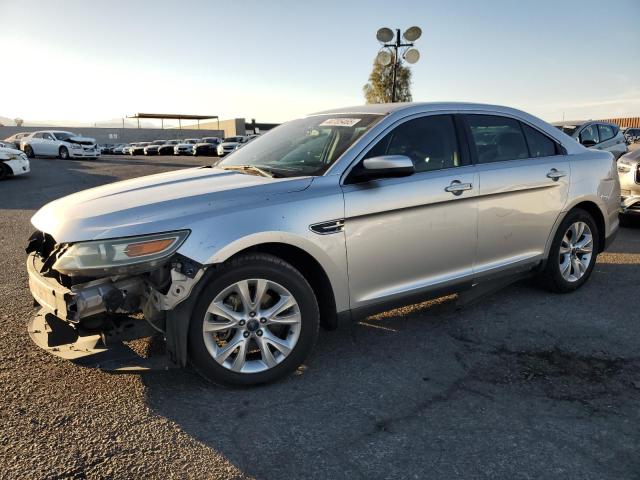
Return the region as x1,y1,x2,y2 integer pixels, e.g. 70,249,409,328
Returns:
52,230,190,276
6,153,19,160
70,143,84,150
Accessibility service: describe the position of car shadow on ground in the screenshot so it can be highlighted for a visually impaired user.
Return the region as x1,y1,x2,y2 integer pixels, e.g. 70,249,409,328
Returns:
140,257,640,479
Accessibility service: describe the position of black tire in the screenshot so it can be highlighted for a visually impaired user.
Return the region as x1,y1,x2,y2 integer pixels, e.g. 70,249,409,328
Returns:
188,253,320,386
540,208,599,293
59,146,69,159
619,214,637,228
24,145,34,158
0,163,9,180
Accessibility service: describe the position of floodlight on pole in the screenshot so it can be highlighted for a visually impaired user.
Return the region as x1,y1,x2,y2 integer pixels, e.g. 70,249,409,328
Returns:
374,26,422,102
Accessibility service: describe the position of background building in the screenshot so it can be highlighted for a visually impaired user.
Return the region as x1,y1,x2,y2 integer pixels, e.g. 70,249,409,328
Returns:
0,117,279,145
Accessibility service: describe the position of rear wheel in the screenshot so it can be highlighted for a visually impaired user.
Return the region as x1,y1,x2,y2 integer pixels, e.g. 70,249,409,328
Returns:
59,146,69,159
188,253,319,386
0,163,9,180
540,208,599,293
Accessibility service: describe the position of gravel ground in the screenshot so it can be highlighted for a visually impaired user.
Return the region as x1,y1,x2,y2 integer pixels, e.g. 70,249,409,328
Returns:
1,155,639,479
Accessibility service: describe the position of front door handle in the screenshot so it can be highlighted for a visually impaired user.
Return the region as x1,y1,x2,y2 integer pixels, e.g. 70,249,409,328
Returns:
546,168,568,181
445,180,473,195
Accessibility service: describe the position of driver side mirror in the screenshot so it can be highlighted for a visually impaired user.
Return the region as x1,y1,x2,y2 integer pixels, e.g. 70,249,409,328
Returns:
349,155,415,183
580,138,597,147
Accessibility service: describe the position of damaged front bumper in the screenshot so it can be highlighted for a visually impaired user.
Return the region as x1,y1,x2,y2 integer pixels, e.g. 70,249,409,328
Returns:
26,251,205,370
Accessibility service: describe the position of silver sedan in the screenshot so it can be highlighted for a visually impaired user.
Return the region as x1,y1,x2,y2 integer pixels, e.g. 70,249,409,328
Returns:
26,102,620,386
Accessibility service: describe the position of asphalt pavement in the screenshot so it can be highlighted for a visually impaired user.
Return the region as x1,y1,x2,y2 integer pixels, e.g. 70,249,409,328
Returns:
1,154,639,479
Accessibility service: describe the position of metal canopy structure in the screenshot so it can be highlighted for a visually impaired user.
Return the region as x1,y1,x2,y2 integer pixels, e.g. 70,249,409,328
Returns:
127,113,219,130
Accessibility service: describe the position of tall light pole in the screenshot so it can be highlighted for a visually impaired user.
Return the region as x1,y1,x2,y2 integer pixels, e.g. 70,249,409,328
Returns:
375,26,422,102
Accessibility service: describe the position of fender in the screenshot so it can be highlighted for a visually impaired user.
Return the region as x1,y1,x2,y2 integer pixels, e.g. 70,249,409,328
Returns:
205,230,349,313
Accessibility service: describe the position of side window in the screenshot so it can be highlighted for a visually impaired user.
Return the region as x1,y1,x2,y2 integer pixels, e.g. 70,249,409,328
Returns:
579,125,599,145
597,124,615,142
466,115,529,163
43,133,54,141
521,123,557,158
364,115,461,173
33,133,43,139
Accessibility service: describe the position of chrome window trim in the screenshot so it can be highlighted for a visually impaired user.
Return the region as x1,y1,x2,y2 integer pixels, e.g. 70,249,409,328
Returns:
337,109,465,186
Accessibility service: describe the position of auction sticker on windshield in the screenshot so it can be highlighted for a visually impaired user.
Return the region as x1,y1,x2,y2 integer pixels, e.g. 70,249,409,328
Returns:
319,118,361,127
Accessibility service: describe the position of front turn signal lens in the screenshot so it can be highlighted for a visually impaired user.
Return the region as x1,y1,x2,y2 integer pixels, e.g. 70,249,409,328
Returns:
124,238,175,257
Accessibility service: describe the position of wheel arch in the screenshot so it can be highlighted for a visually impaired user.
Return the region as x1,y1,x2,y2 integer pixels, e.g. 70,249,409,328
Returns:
226,242,339,330
543,199,607,264
165,240,342,368
570,201,606,253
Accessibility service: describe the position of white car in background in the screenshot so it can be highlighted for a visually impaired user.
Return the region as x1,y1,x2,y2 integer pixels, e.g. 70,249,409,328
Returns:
3,132,32,149
21,131,100,160
216,135,250,156
0,141,30,179
174,138,199,155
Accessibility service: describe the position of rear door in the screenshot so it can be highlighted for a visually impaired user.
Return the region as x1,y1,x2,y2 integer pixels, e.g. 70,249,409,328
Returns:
29,133,45,155
342,114,478,310
465,114,570,277
41,132,58,156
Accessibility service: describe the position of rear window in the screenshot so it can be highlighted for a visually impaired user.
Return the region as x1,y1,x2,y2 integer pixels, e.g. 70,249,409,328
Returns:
597,124,615,142
522,124,557,158
466,115,529,163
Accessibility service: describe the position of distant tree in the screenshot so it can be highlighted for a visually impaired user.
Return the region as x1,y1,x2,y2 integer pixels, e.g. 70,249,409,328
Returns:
363,54,412,103
14,118,24,127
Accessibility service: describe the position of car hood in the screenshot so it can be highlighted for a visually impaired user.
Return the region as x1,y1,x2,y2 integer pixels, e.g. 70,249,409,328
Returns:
31,167,313,243
0,146,25,156
220,142,239,147
65,136,96,145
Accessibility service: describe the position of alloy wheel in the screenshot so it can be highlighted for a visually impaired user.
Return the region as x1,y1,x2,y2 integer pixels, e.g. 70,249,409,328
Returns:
558,221,593,282
202,278,302,374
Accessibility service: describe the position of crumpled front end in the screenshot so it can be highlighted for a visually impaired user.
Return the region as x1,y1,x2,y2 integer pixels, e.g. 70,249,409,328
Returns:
617,157,640,216
25,230,205,369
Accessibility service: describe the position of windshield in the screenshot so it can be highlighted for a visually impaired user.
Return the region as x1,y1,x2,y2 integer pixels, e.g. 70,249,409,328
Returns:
53,132,75,141
555,124,580,136
218,114,383,177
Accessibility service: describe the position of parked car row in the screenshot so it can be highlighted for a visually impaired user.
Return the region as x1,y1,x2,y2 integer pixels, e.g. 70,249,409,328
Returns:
96,135,260,157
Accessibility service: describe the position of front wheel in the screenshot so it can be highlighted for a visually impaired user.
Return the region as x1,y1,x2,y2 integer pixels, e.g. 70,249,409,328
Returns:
188,254,319,386
24,145,34,158
59,146,69,159
540,208,599,293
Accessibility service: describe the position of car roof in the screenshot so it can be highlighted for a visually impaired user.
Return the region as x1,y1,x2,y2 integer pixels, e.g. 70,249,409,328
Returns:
311,101,545,117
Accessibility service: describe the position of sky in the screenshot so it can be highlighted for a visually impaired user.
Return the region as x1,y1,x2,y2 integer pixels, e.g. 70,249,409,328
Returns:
1,0,639,126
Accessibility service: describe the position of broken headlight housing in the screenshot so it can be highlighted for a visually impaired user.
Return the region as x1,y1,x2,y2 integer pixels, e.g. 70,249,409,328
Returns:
52,230,190,277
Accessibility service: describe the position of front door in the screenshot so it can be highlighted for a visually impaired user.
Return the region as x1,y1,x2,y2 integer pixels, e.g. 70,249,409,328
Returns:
342,114,478,311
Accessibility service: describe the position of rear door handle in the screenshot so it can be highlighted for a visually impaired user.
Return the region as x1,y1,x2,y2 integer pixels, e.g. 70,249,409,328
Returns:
445,180,473,195
546,168,568,181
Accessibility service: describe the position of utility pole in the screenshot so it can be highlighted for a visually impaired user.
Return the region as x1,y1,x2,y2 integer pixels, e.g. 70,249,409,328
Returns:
375,26,422,102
